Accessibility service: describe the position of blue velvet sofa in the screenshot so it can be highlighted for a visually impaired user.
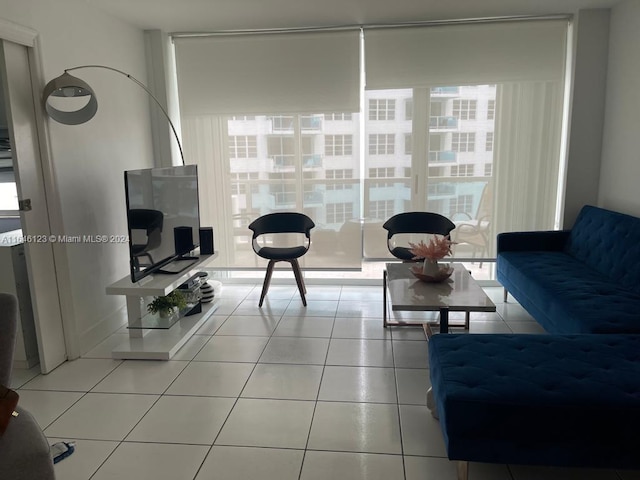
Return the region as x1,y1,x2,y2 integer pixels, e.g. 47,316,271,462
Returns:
428,334,640,479
497,205,640,334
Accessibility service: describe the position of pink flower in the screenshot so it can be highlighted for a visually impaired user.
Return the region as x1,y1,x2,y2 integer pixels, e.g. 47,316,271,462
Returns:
408,237,453,261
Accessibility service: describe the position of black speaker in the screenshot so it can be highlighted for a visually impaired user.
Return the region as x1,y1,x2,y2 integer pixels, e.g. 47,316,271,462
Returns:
174,226,194,256
199,227,214,255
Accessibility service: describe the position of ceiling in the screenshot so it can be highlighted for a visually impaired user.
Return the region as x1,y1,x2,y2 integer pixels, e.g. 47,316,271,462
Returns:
85,0,623,33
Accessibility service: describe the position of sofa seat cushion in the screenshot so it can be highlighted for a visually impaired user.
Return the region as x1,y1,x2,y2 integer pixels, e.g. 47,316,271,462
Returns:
498,251,640,334
428,333,640,469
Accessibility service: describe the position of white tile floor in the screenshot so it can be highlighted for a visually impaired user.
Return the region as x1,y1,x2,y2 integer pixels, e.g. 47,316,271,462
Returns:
11,285,638,480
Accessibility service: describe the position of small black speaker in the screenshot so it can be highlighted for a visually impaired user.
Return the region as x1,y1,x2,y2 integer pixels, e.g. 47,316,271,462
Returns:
174,226,194,256
199,227,214,254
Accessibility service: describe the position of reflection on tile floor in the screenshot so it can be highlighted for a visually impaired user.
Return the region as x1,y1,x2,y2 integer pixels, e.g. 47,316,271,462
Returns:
12,285,636,479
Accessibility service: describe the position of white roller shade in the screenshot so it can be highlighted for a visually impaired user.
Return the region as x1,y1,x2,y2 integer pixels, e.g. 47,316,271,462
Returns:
174,30,361,115
365,20,567,89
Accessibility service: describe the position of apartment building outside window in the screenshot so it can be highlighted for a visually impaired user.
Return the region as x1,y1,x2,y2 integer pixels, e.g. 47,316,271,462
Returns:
486,132,494,151
487,100,495,120
404,133,412,155
327,202,353,223
229,135,257,158
449,194,474,214
453,99,477,120
369,167,394,178
368,134,395,154
369,99,396,120
450,164,475,177
325,134,353,156
327,113,353,121
484,163,493,176
452,132,476,152
326,169,354,190
369,200,395,219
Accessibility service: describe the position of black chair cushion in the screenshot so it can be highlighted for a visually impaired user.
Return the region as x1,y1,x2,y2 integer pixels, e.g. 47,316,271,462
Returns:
256,246,308,260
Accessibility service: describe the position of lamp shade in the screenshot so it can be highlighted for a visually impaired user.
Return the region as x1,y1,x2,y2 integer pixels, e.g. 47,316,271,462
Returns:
42,72,98,125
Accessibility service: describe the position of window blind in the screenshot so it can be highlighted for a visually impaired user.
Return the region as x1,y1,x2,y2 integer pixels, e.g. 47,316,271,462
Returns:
364,20,567,89
174,30,361,115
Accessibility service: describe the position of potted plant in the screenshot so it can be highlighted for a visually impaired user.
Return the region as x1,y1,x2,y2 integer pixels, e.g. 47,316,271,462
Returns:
147,290,187,317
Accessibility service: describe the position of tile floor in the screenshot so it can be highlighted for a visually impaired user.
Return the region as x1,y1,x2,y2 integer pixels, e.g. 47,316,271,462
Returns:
10,285,638,480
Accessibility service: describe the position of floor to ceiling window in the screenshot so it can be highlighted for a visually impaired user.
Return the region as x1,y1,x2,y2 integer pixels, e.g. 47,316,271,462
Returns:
173,18,569,278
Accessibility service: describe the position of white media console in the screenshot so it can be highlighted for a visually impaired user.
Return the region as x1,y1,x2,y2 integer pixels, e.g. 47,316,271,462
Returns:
105,252,218,360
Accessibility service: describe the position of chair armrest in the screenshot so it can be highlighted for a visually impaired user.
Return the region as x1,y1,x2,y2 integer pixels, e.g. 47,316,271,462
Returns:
497,230,570,253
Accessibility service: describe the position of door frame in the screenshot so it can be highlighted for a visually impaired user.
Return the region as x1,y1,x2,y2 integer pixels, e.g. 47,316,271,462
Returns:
0,17,77,372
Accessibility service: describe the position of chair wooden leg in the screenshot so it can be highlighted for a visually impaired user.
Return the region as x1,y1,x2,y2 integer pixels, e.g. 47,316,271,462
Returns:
259,260,276,307
457,461,469,480
290,258,307,306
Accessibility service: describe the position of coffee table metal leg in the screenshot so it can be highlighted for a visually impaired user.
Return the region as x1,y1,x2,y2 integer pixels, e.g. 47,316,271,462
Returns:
439,307,449,334
383,269,388,328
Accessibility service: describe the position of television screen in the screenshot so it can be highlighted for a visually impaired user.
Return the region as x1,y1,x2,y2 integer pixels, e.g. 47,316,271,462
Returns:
124,164,200,282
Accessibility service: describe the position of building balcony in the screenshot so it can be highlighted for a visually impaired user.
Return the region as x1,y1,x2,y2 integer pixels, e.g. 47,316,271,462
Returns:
303,154,323,168
429,116,458,130
431,86,460,96
300,115,323,131
428,150,457,163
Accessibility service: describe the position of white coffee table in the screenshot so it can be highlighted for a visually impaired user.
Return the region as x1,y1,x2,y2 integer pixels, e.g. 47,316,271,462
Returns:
383,262,496,337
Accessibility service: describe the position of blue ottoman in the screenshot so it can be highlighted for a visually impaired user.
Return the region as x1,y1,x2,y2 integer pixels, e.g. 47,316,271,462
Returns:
428,334,640,478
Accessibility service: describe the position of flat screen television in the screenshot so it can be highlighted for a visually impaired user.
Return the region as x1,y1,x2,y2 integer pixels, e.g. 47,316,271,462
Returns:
124,164,200,282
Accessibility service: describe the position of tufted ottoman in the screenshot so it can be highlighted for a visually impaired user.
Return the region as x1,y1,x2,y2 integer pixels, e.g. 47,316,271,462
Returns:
427,334,640,479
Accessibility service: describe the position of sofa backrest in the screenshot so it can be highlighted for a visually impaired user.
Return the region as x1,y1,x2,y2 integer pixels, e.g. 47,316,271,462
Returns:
564,205,640,294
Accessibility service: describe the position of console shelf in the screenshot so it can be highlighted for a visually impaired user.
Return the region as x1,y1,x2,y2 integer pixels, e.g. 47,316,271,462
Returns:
106,252,218,360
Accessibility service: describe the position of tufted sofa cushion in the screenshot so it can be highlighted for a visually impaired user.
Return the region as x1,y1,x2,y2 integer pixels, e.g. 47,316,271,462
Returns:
498,251,640,333
429,334,640,469
564,205,640,295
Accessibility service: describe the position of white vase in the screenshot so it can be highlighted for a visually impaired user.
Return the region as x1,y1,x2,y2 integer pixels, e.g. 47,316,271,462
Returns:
422,258,440,276
158,307,175,318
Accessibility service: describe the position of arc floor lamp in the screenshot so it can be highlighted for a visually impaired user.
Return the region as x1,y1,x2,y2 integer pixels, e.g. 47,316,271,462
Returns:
42,65,184,164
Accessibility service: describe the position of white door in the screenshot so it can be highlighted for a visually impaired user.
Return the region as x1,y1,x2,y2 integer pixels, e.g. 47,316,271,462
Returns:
0,39,66,373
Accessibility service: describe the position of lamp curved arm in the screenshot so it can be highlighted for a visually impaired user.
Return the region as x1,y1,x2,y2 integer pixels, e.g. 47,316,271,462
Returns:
43,65,184,165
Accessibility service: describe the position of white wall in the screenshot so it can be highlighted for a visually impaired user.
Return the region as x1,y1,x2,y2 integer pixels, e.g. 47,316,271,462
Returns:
0,0,153,356
563,9,610,227
598,0,640,216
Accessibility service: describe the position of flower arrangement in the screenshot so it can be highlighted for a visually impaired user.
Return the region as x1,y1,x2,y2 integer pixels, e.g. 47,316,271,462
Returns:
408,236,454,261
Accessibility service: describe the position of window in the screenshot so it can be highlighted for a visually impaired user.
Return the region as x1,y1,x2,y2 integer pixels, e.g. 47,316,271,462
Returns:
369,200,395,219
450,164,475,177
449,194,473,214
229,136,257,158
326,169,353,179
486,132,494,151
484,163,493,176
272,183,296,205
325,135,353,156
230,115,256,121
369,99,395,120
368,134,395,154
453,100,477,120
327,113,353,121
231,172,259,195
369,167,394,178
327,202,353,223
404,133,412,155
487,100,495,120
405,99,413,120
326,169,354,190
428,166,445,177
452,132,475,152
